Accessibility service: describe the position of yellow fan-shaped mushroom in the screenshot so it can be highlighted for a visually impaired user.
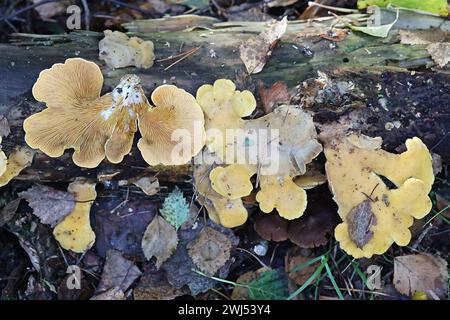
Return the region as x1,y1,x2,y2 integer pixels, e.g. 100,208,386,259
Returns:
137,85,205,166
24,58,205,168
196,79,322,224
53,179,97,253
324,133,434,258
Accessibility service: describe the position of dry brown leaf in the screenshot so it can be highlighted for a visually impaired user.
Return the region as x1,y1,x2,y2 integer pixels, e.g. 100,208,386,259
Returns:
19,184,75,227
90,287,125,300
427,42,450,68
187,226,232,276
132,176,160,196
97,249,142,293
258,80,291,114
133,269,187,300
285,247,320,286
393,253,448,299
239,17,287,74
141,215,178,269
231,268,265,300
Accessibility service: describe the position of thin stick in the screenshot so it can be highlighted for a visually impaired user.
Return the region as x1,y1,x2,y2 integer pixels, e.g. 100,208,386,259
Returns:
164,46,201,71
236,247,270,270
307,1,359,14
157,47,198,62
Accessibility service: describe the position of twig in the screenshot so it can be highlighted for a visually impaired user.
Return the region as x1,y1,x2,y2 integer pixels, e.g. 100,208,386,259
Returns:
163,46,201,71
306,1,359,14
236,247,270,270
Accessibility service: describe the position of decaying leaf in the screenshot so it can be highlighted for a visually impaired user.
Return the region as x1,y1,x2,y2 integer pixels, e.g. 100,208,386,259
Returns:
90,287,125,300
233,268,290,300
97,249,142,293
99,30,155,69
346,200,377,249
160,187,190,230
187,226,232,276
162,220,238,296
132,176,159,196
393,253,448,299
141,215,178,269
285,247,320,286
231,269,261,300
239,17,287,74
53,179,97,253
258,80,291,114
19,184,75,227
427,42,450,68
94,198,157,259
134,268,188,300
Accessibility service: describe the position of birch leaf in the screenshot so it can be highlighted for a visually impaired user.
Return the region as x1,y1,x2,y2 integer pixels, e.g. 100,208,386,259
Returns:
141,215,178,269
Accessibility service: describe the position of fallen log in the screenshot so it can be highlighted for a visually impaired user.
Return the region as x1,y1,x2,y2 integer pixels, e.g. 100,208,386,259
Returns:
0,12,448,184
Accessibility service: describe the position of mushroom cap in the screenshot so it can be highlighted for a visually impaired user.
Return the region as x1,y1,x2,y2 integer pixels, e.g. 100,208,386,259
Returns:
253,213,289,242
193,153,248,228
209,164,256,200
256,175,307,220
32,58,103,108
325,134,434,258
24,58,142,168
0,147,34,187
53,180,96,253
196,79,256,159
137,84,205,166
99,30,155,69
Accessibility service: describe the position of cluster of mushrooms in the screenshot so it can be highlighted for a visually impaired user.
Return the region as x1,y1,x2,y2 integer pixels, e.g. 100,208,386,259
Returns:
13,58,434,258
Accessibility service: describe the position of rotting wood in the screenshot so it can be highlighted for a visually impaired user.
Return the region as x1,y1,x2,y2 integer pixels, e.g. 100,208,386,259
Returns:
0,12,448,184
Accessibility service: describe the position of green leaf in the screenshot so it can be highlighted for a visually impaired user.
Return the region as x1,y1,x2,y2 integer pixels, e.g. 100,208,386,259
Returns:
160,187,190,230
247,268,290,300
350,8,399,37
357,0,448,16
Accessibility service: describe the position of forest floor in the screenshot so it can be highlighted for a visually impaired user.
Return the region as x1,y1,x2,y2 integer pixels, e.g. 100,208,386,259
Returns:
0,0,449,301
